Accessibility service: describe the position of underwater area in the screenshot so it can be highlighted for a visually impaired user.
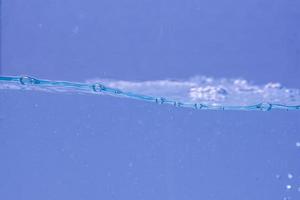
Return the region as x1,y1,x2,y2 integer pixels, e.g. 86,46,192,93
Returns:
1,0,300,199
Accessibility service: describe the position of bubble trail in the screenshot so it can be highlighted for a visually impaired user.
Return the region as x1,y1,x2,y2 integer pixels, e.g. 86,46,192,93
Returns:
0,75,300,111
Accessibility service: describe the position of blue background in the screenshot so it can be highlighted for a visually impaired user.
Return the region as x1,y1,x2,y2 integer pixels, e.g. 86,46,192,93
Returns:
1,0,300,199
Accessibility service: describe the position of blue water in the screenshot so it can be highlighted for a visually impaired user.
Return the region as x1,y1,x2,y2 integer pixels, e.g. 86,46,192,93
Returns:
1,0,300,200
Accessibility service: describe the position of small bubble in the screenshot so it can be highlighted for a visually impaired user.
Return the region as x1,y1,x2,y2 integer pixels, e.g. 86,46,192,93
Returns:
19,76,39,85
156,97,165,104
128,162,133,168
92,83,105,92
264,82,282,89
257,102,272,111
72,26,79,34
174,101,183,107
286,185,292,190
114,89,122,94
287,173,293,179
275,174,281,179
296,142,300,147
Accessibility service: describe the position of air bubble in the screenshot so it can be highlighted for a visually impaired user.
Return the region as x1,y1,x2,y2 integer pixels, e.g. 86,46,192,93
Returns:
195,104,205,109
92,83,105,92
286,185,292,190
275,174,281,179
156,97,166,104
257,103,272,111
174,102,183,107
114,89,122,94
19,76,40,85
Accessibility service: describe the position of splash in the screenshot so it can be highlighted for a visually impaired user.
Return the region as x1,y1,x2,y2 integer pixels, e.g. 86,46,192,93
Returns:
0,75,299,111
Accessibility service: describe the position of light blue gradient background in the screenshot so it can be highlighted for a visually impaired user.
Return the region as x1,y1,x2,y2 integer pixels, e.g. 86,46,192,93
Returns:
1,0,300,199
